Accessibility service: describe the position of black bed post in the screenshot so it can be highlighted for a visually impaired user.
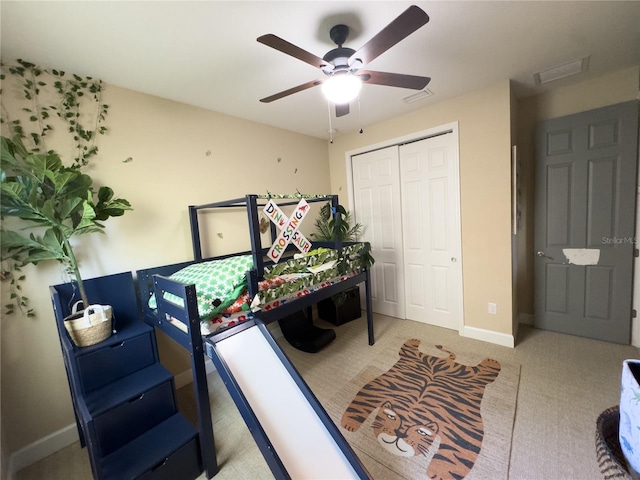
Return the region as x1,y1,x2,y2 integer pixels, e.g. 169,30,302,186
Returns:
186,298,218,478
154,276,218,478
331,195,342,251
184,283,218,478
365,268,375,345
189,205,203,262
246,194,264,279
331,194,339,218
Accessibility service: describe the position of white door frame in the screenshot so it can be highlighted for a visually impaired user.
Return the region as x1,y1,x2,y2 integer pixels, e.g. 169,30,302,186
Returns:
345,122,464,333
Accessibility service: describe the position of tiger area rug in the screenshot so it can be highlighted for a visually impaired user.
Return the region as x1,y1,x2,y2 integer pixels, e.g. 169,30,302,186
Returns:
327,338,520,480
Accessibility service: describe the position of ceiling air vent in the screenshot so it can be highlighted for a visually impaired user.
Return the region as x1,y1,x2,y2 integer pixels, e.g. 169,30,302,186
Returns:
402,88,434,104
533,56,590,85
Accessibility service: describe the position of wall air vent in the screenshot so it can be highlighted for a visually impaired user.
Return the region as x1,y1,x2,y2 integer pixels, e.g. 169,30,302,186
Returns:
533,56,590,85
402,88,434,104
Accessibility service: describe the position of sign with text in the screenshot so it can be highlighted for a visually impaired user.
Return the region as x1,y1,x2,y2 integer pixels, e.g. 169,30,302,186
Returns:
263,199,312,262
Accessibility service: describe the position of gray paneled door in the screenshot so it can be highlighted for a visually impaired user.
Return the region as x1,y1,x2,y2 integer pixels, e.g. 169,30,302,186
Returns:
534,101,638,344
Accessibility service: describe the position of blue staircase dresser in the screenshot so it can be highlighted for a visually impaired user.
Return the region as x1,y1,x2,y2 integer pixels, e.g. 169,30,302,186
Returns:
50,271,203,480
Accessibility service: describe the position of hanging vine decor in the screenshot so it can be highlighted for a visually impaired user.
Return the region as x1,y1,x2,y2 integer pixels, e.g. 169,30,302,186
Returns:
0,58,109,167
0,59,113,317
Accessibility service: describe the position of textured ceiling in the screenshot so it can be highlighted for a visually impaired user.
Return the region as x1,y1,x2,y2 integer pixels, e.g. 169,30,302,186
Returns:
2,1,638,140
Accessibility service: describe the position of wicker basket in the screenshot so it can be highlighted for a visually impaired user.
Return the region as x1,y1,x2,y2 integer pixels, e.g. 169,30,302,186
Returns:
64,305,113,347
596,406,633,480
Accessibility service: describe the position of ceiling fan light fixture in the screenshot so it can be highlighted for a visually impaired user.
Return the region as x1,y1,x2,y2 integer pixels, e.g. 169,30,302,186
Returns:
321,72,362,104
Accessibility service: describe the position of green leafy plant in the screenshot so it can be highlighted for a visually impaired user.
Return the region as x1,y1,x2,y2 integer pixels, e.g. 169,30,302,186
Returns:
310,202,374,306
1,136,132,314
310,202,374,269
310,202,363,242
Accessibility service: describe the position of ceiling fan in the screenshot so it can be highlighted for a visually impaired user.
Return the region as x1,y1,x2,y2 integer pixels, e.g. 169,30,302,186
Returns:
257,5,431,117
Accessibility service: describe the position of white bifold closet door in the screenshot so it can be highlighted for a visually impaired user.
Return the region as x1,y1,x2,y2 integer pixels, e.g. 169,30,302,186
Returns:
352,145,406,319
352,132,462,330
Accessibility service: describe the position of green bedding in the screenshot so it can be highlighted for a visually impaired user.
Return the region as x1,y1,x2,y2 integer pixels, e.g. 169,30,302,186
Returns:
151,244,368,319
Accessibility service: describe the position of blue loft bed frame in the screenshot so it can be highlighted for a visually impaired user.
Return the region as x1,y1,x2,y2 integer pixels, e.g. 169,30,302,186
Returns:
136,194,374,479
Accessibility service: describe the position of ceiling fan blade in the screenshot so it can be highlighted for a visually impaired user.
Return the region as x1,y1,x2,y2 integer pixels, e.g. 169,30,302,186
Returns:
259,79,323,103
335,103,350,117
360,70,431,90
349,5,429,67
257,34,333,71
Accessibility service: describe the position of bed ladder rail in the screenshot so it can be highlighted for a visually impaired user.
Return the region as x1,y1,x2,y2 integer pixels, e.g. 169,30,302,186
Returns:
152,274,219,479
204,320,371,480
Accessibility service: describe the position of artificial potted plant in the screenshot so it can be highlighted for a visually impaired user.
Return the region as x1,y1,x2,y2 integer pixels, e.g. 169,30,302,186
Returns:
310,202,374,325
0,136,132,345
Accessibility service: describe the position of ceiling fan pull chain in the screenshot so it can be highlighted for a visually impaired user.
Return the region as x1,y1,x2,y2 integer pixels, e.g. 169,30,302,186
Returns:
358,94,363,134
327,101,334,144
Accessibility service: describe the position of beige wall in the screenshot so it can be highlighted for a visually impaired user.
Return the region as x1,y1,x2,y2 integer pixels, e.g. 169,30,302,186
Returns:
328,80,514,339
534,66,640,122
515,65,640,319
1,80,330,457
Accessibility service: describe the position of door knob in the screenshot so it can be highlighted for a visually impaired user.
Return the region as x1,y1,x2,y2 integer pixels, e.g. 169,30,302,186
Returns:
451,257,457,262
537,251,553,260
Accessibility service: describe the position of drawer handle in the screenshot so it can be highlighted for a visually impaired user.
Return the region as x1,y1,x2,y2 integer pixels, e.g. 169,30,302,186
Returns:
151,458,169,471
129,393,144,403
110,341,125,349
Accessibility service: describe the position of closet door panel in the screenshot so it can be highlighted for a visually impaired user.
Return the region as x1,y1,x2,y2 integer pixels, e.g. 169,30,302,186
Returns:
400,133,462,330
352,146,405,318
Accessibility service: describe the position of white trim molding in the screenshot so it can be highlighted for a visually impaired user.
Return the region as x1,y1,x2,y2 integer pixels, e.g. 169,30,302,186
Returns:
461,325,515,348
8,423,79,479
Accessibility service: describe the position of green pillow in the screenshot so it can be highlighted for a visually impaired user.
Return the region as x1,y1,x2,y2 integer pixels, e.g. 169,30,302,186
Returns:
152,255,254,319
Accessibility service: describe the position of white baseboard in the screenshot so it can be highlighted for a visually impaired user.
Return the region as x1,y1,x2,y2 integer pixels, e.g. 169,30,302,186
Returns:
8,423,79,479
632,317,640,348
460,325,515,348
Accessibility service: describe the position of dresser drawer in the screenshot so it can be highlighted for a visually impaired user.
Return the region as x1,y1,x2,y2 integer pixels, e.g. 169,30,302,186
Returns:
138,438,201,480
77,333,155,393
94,380,176,457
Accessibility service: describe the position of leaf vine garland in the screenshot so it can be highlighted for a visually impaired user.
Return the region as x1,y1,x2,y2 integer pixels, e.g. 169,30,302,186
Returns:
0,58,109,167
0,59,112,316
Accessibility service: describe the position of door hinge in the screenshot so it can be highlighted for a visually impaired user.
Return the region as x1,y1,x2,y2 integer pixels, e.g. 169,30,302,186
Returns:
635,248,639,258
633,309,637,319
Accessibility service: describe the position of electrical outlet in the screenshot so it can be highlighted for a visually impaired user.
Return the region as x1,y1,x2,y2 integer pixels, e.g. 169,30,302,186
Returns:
488,303,497,314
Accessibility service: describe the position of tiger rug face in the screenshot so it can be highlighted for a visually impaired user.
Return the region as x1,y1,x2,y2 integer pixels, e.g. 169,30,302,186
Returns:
341,339,501,480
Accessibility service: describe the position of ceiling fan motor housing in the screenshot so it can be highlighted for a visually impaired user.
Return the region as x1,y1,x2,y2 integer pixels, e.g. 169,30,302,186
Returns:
322,24,360,75
322,47,356,73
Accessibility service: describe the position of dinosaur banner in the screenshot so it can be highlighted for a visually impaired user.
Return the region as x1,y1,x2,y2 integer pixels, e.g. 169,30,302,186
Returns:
263,198,312,262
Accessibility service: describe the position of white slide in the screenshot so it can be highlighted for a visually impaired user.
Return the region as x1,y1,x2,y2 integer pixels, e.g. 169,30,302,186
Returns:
209,322,369,480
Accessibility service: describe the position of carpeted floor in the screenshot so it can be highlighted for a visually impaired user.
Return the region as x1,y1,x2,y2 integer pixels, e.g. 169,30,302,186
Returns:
14,313,640,480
